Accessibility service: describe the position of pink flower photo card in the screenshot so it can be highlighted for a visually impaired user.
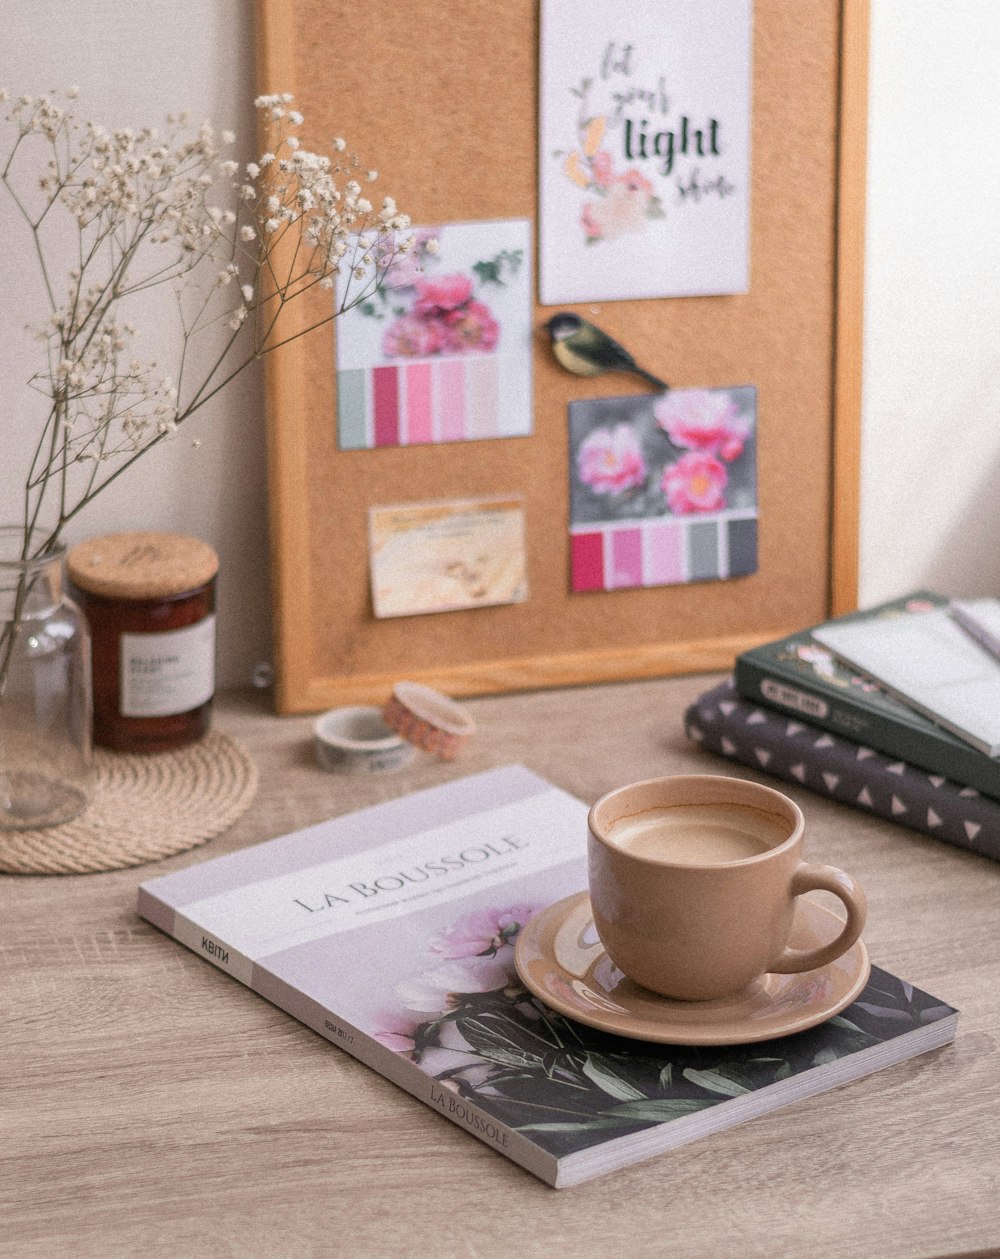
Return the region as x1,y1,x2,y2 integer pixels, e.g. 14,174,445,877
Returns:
335,219,533,449
539,0,752,303
569,386,757,593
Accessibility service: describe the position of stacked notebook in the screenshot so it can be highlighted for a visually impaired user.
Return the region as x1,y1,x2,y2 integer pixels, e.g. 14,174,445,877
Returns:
686,592,1000,862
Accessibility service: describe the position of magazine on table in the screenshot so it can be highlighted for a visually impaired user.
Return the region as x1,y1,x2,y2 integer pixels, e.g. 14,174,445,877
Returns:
138,766,958,1188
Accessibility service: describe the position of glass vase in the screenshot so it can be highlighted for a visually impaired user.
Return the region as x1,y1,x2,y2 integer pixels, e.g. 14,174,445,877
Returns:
0,527,93,830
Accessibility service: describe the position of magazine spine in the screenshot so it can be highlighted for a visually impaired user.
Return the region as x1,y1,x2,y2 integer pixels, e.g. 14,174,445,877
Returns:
137,890,559,1187
733,653,1000,801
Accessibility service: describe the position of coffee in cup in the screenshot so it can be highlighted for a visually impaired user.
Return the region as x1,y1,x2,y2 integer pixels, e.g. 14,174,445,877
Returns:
587,774,867,1001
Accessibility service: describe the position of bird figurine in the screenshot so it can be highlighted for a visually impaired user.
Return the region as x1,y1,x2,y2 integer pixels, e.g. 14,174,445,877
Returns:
544,312,668,392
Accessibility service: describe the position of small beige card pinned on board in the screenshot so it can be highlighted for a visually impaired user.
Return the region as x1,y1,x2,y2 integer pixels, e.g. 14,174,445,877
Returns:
368,497,527,619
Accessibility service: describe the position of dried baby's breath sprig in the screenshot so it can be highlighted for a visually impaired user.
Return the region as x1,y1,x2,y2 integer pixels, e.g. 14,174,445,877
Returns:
0,87,413,690
0,87,413,563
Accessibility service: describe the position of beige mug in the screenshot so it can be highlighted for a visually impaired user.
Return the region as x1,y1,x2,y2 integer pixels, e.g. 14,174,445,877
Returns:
587,774,867,1001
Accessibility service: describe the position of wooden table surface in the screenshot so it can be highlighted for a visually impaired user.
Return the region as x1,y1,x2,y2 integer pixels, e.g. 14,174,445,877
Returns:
3,675,999,1259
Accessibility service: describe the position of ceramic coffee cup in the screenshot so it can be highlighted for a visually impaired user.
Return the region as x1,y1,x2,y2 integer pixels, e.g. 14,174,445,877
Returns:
587,774,867,1002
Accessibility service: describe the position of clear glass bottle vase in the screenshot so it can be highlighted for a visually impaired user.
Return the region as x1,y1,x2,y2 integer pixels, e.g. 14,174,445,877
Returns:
0,527,93,830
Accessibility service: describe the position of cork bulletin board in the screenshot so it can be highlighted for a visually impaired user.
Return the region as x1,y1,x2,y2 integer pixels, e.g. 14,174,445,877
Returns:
255,0,869,713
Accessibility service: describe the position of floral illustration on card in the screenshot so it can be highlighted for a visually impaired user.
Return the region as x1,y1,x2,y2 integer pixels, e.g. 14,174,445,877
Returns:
335,218,533,449
559,86,664,244
365,906,944,1159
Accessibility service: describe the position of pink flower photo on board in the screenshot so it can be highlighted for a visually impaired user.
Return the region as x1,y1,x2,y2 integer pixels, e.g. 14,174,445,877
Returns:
382,270,499,360
568,386,758,592
413,273,475,315
382,311,447,358
577,423,647,494
442,299,500,353
653,389,751,462
661,451,728,514
381,227,438,289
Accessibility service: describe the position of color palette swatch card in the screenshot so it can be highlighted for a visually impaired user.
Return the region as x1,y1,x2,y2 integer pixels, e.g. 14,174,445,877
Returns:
569,387,757,593
368,497,527,619
539,0,752,303
335,219,533,449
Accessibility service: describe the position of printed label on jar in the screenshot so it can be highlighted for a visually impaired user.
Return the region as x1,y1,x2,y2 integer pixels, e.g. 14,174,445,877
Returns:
120,616,216,718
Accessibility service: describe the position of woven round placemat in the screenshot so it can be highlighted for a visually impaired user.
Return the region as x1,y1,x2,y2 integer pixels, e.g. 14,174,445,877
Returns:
0,731,258,875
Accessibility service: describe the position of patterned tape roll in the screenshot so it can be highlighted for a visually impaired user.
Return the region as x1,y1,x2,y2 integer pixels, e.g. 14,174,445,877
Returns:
382,682,476,761
314,706,415,774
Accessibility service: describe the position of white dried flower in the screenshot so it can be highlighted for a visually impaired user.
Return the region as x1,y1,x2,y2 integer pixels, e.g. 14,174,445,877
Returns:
0,86,412,565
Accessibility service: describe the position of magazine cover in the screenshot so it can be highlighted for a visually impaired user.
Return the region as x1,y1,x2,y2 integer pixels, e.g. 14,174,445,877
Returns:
138,767,957,1188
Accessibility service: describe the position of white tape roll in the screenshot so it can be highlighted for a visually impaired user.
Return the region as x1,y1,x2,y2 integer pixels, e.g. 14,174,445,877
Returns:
314,706,415,774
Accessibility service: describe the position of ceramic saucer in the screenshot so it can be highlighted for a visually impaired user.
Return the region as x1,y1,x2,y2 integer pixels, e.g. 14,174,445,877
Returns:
514,891,871,1046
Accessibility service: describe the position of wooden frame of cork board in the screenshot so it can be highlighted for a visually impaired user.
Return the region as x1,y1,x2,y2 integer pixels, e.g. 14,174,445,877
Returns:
255,0,869,714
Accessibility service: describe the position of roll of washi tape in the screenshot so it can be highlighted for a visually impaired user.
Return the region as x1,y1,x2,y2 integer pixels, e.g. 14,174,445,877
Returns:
314,706,416,774
382,682,476,761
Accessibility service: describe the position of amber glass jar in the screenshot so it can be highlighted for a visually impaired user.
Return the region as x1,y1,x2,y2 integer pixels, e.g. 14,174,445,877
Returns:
66,532,218,753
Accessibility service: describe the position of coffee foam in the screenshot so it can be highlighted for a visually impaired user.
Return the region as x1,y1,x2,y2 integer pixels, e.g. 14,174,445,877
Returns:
607,802,791,865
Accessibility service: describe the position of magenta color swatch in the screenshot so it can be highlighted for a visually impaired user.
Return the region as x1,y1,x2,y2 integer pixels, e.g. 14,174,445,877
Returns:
644,521,686,585
372,366,400,446
405,363,433,444
610,529,643,588
571,533,605,592
438,360,467,441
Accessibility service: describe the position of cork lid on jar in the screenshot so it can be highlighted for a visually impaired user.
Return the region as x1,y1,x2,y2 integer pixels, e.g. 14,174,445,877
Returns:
66,532,219,600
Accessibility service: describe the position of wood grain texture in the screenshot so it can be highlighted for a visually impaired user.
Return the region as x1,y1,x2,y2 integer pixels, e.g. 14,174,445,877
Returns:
256,0,868,713
2,681,998,1258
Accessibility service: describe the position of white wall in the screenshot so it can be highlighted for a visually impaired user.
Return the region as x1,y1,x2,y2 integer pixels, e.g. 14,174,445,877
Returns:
861,0,1000,605
0,1,268,687
1,1,997,690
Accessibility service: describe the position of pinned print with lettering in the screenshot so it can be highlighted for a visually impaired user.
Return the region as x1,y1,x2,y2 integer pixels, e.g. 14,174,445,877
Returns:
539,0,752,303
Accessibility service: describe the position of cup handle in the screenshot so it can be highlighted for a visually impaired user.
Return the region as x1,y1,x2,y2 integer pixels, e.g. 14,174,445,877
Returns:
769,863,868,974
